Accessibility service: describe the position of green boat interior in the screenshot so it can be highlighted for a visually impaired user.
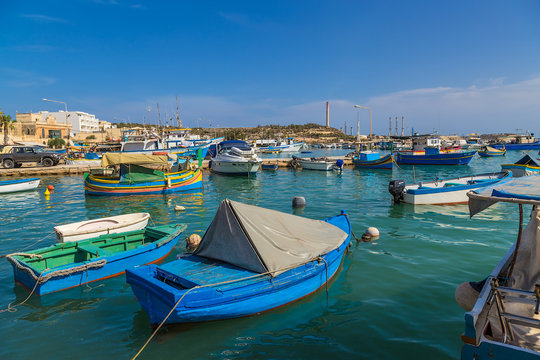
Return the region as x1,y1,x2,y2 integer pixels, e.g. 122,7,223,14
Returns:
15,225,183,272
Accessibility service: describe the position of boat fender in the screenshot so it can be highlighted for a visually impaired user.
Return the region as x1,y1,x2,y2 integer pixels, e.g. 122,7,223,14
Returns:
388,180,405,203
186,234,201,252
362,227,379,242
292,196,306,208
455,280,484,311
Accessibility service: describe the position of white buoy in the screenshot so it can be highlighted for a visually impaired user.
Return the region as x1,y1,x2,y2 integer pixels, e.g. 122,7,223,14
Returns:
455,282,480,311
175,205,186,211
186,234,202,252
292,196,306,208
361,227,379,242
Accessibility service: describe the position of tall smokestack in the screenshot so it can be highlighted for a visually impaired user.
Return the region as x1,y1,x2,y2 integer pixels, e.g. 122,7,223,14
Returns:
395,117,398,136
326,102,329,128
389,117,392,137
401,116,404,137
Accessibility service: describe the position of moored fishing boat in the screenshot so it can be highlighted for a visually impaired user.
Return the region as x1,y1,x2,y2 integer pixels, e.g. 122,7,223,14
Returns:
352,151,393,169
457,175,540,359
395,148,477,165
84,153,202,195
54,213,151,242
261,163,278,170
0,178,40,194
291,155,340,171
478,146,506,157
126,199,351,324
501,154,540,177
6,224,186,295
388,171,512,205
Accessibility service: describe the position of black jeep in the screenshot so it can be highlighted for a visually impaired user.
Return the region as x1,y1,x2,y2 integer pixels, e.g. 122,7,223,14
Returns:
0,146,62,169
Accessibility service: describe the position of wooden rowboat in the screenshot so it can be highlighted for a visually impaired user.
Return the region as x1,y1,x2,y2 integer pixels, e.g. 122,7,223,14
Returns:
0,178,40,194
126,199,351,325
478,146,506,157
54,213,151,242
6,224,185,295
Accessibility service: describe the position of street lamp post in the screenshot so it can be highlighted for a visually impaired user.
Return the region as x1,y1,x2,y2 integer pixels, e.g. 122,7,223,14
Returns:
353,105,372,139
42,98,70,145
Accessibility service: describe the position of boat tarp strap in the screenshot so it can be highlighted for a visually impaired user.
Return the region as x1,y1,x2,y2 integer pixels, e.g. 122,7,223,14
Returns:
194,199,348,276
468,175,540,216
101,153,168,167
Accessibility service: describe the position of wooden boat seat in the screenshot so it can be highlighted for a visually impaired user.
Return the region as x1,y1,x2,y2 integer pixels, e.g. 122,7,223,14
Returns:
77,244,114,257
444,182,463,187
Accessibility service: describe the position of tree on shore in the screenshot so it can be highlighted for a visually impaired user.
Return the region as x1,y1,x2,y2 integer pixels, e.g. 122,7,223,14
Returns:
0,109,16,145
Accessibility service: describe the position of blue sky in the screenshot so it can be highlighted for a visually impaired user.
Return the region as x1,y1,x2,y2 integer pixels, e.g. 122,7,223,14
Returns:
1,0,540,135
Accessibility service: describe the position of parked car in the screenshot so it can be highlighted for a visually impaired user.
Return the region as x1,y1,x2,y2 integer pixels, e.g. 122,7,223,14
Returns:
0,146,62,169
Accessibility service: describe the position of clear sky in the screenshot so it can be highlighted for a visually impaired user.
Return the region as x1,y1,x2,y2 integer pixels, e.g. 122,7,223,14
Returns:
1,0,540,136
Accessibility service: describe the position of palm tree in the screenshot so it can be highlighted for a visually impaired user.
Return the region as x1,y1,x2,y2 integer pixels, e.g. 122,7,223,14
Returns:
0,109,16,145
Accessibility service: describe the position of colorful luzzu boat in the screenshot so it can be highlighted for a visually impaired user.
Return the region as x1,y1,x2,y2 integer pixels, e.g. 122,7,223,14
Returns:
352,151,393,169
478,146,506,157
84,153,202,196
395,147,477,165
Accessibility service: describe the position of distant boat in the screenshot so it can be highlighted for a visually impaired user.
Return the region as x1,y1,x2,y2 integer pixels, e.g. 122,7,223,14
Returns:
352,151,393,169
491,142,540,151
395,148,477,165
210,140,262,175
478,146,506,157
458,175,540,359
126,199,351,324
6,224,186,295
291,155,338,171
501,154,540,177
388,171,512,205
84,153,202,195
54,213,151,243
261,163,278,170
0,178,40,194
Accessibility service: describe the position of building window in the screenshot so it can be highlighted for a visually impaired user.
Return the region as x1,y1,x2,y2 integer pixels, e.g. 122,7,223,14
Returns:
42,128,45,138
48,130,61,138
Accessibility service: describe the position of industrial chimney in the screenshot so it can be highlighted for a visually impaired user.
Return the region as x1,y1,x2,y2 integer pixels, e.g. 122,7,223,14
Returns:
326,101,330,128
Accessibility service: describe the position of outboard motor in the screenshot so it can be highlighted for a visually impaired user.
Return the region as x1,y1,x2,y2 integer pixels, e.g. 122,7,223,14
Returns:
334,159,344,172
388,179,406,203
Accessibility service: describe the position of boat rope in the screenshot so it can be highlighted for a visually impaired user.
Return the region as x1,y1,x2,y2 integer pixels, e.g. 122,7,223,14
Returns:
5,256,107,284
0,270,45,314
343,213,362,242
130,254,338,360
0,231,55,259
320,256,329,305
391,156,402,170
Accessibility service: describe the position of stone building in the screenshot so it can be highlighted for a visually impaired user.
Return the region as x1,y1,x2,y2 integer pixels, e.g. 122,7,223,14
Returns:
13,112,71,144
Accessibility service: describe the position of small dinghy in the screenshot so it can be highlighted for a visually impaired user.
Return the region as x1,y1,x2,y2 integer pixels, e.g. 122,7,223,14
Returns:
6,224,185,295
388,171,512,205
126,199,351,324
0,178,40,194
291,155,340,171
478,146,506,157
54,213,151,242
353,151,393,169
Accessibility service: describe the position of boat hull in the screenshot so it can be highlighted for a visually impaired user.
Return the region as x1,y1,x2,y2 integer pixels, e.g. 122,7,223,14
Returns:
491,142,540,150
210,160,261,174
84,169,202,196
353,154,393,169
126,213,351,324
395,150,477,165
501,164,540,177
8,225,185,295
54,213,151,242
298,160,335,171
478,150,506,157
0,178,40,194
400,172,512,205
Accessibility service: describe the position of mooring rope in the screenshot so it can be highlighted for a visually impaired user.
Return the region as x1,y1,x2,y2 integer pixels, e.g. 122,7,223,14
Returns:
130,255,334,360
0,270,46,314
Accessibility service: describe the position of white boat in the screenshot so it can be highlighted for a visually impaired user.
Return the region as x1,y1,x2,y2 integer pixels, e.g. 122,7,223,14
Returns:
457,176,540,359
54,213,151,242
292,156,338,171
0,178,40,194
388,171,512,205
210,140,262,175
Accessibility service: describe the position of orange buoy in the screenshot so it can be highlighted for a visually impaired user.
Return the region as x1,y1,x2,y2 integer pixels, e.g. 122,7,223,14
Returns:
47,185,55,191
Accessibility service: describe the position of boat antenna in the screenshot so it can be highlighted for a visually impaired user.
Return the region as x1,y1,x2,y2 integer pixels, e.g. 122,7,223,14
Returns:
176,96,183,128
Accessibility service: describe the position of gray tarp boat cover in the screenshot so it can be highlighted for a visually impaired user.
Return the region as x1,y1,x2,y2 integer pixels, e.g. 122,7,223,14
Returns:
468,175,540,216
194,199,348,276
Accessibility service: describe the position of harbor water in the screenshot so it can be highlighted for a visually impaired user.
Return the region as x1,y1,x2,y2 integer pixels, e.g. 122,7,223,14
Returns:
0,150,536,359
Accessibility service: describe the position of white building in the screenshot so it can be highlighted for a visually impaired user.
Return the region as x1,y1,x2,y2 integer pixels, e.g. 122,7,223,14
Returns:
40,110,100,134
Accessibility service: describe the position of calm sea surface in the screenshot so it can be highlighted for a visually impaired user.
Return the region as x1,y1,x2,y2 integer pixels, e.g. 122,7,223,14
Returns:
0,150,536,359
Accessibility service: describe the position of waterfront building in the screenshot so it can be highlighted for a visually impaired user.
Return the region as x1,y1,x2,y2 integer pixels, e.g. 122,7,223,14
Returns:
40,110,99,134
13,112,71,144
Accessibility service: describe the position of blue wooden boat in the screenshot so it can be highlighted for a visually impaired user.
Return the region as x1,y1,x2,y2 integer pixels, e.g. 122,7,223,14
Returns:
261,163,278,170
491,142,540,151
395,148,477,165
0,178,40,194
501,154,540,177
458,176,540,359
352,151,393,169
478,146,506,157
126,199,351,324
6,225,185,295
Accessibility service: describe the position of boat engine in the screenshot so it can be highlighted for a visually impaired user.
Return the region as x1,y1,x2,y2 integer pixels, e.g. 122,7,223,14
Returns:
388,179,406,203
